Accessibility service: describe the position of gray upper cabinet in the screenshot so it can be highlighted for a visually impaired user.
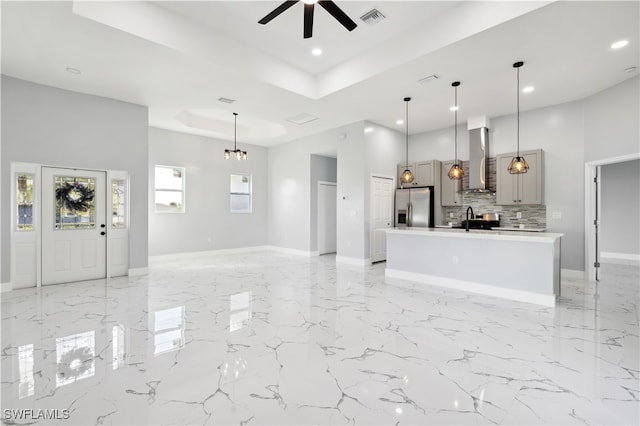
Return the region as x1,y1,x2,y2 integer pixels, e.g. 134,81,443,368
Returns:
496,149,544,205
440,160,462,206
397,160,439,188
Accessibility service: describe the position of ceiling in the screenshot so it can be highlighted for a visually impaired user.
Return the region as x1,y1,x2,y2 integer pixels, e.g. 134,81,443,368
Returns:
2,1,638,147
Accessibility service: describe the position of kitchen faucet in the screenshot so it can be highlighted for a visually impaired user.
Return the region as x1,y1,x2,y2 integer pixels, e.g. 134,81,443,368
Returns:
465,206,474,232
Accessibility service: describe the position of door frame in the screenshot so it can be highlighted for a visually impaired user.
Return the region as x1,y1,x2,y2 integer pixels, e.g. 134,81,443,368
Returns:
584,153,640,281
317,180,337,255
369,173,396,263
9,162,128,289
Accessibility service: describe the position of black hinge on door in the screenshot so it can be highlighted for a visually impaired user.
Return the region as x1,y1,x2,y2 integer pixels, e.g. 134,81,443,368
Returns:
594,262,601,267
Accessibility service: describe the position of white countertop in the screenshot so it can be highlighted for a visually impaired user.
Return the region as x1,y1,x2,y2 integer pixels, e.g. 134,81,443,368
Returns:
386,227,563,242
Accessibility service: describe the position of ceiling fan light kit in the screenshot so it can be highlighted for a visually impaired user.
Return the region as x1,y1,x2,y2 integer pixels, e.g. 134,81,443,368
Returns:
258,0,357,39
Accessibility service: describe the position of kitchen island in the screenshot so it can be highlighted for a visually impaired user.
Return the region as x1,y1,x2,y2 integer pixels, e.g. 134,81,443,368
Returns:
385,227,563,306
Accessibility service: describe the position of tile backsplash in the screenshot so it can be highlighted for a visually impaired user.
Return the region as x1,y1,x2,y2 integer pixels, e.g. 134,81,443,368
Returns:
443,158,546,229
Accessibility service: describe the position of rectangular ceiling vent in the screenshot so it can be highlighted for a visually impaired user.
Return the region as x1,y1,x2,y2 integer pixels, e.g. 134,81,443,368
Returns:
418,74,439,85
360,9,386,25
285,113,319,125
218,97,236,104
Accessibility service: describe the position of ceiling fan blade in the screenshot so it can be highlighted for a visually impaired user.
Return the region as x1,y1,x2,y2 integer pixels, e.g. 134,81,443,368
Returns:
318,1,357,32
258,1,298,25
303,3,314,39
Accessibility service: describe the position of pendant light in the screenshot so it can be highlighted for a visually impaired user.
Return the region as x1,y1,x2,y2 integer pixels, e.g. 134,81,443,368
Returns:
400,97,414,185
224,112,248,160
447,81,464,180
508,61,529,174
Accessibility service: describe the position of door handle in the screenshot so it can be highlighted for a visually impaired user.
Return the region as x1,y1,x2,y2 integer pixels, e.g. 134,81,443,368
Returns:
100,231,106,236
100,224,106,228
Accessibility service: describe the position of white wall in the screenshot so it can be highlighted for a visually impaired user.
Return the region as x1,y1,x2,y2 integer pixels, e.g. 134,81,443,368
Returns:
148,127,268,256
1,76,149,283
310,155,337,253
601,160,640,256
267,124,344,252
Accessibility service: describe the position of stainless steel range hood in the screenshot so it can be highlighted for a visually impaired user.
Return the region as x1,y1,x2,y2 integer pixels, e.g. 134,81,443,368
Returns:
466,126,491,192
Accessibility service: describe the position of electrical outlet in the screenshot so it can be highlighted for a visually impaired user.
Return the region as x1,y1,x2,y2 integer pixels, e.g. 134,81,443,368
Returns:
450,212,455,218
452,255,459,265
552,211,562,219
516,212,522,219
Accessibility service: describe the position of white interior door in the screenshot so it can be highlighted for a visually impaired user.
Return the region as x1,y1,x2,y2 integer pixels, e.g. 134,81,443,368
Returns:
42,167,107,285
370,176,394,263
318,182,337,255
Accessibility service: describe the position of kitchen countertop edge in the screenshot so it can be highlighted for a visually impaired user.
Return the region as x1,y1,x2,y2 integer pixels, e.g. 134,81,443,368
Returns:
386,227,563,242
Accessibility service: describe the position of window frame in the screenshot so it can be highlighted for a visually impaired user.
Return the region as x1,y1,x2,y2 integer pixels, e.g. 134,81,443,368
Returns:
154,165,186,214
230,173,252,214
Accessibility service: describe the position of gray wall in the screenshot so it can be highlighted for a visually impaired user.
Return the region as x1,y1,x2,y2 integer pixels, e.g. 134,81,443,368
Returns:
601,159,640,256
148,127,268,256
410,100,586,271
310,155,337,253
1,76,149,282
584,77,640,163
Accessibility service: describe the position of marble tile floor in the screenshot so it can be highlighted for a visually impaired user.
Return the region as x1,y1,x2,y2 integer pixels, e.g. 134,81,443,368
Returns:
1,251,638,425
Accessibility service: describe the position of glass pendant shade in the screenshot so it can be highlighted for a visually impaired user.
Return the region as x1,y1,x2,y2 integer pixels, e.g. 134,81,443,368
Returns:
400,97,414,184
509,61,528,175
224,112,248,161
508,156,529,174
448,163,464,180
448,81,463,180
401,168,414,184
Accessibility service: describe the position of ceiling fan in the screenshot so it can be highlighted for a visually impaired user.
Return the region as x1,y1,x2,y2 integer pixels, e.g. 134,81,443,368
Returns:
258,0,358,39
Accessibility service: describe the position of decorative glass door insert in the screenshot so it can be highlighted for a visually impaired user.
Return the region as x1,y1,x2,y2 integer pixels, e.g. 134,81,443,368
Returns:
54,176,96,230
111,179,126,228
16,173,35,231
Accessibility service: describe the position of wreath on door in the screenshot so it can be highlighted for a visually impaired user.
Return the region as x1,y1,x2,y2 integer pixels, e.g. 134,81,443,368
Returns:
55,181,95,213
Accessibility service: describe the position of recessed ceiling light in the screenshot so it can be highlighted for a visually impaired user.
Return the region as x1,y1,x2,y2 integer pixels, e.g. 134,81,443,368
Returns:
312,48,322,56
611,39,629,49
522,86,535,93
364,127,374,133
450,106,458,112
65,67,81,75
396,119,404,125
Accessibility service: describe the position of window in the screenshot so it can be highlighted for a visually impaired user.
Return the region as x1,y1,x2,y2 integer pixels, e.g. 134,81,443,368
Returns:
16,173,34,231
154,166,185,213
230,174,252,213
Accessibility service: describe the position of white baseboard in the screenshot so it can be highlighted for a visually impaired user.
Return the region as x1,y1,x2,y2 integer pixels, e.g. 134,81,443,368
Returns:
561,269,585,279
385,269,556,307
266,246,315,257
600,252,640,265
336,256,370,266
1,282,13,293
128,267,149,277
149,246,271,265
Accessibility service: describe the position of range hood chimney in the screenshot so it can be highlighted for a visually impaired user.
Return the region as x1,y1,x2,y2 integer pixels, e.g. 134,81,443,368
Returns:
466,116,491,192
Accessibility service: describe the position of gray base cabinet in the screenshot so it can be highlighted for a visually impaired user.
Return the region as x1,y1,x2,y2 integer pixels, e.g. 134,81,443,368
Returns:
496,149,544,205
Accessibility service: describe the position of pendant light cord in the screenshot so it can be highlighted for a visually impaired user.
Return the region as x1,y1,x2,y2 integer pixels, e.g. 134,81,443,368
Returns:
516,66,520,156
405,99,409,166
454,85,458,162
233,112,238,151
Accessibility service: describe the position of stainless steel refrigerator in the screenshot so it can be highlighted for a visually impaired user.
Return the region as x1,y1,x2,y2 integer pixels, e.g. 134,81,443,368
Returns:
395,186,434,228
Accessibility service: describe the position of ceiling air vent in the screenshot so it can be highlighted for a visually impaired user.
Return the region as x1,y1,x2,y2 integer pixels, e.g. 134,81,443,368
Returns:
285,113,318,125
218,97,236,104
360,9,386,26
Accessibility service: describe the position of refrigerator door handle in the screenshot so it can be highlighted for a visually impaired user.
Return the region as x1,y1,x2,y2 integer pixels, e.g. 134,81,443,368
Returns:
407,202,412,227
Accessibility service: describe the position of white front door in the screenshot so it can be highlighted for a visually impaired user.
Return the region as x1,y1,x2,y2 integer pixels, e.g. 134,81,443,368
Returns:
41,168,107,285
318,182,337,255
370,176,394,263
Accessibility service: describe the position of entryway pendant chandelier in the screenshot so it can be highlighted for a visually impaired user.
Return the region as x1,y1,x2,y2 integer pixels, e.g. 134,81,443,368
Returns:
400,97,414,185
224,112,248,160
448,81,464,180
508,61,529,174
